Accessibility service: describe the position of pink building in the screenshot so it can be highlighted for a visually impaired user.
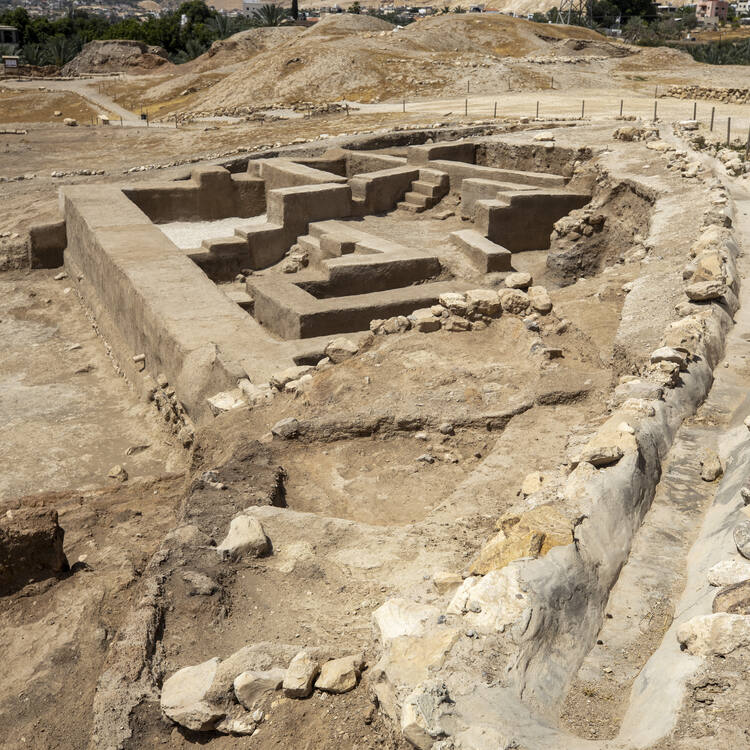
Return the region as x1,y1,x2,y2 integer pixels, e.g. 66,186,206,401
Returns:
696,0,729,23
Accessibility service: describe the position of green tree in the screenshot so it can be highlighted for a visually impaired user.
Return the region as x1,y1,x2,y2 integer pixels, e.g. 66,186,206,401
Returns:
622,15,647,41
591,0,619,27
613,0,655,22
20,42,45,65
348,1,361,13
43,34,76,65
208,13,233,39
251,3,288,26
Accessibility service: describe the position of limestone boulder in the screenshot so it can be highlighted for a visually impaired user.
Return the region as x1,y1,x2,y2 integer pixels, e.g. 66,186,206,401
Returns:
700,450,723,482
575,417,638,468
217,516,269,561
708,559,750,586
325,337,359,363
400,680,450,750
498,288,530,316
207,389,247,415
504,272,532,290
410,308,441,333
692,251,725,284
271,417,299,440
469,505,573,575
270,365,314,390
676,613,750,656
161,658,224,731
734,520,750,560
438,292,469,317
182,571,218,596
447,567,529,633
283,651,319,698
465,289,502,318
650,346,687,369
528,285,553,314
234,668,285,710
314,654,364,694
713,579,750,615
686,280,726,302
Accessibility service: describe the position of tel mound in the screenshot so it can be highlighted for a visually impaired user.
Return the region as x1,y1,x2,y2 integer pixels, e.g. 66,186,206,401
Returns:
61,39,170,75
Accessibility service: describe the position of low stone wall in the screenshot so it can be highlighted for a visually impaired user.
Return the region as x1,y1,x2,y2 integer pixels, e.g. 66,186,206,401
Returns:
666,84,750,105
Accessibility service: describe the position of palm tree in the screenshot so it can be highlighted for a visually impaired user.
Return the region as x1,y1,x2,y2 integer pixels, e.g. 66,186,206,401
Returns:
251,4,289,27
209,13,234,39
44,35,75,67
21,43,45,66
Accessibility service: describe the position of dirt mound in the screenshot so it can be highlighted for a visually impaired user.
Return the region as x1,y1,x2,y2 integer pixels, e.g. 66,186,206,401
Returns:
61,40,171,76
400,14,605,55
185,14,611,112
189,27,303,73
304,13,395,36
550,37,632,57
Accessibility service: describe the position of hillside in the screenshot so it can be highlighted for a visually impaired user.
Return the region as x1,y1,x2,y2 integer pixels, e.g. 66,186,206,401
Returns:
185,13,625,113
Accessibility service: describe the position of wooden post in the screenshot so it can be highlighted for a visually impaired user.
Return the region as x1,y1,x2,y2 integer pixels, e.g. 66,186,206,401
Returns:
655,85,658,98
692,101,697,120
581,100,585,119
727,116,731,146
653,100,658,121
465,98,468,116
710,106,715,131
551,75,554,89
402,99,405,113
536,101,539,119
345,103,349,116
493,101,497,118
467,80,470,94
619,99,623,117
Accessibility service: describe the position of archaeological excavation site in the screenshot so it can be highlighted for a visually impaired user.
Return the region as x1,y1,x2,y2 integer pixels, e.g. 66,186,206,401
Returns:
4,89,750,750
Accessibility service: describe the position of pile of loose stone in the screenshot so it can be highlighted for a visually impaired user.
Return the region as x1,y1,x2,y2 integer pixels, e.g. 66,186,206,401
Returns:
645,132,705,180
370,275,552,337
160,510,367,736
525,54,610,65
207,337,361,418
666,84,750,105
674,121,750,177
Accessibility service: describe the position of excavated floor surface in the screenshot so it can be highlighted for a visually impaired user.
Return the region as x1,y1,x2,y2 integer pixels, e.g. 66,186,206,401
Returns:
1,118,749,750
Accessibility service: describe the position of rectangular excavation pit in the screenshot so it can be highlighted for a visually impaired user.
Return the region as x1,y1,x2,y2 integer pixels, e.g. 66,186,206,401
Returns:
248,275,471,339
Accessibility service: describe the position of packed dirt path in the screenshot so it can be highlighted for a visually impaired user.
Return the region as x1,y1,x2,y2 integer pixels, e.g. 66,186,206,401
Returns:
352,88,750,134
3,76,167,126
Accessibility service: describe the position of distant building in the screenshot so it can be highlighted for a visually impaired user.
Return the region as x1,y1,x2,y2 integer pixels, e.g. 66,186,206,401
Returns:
242,0,261,11
736,0,750,13
0,25,20,48
695,0,729,22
